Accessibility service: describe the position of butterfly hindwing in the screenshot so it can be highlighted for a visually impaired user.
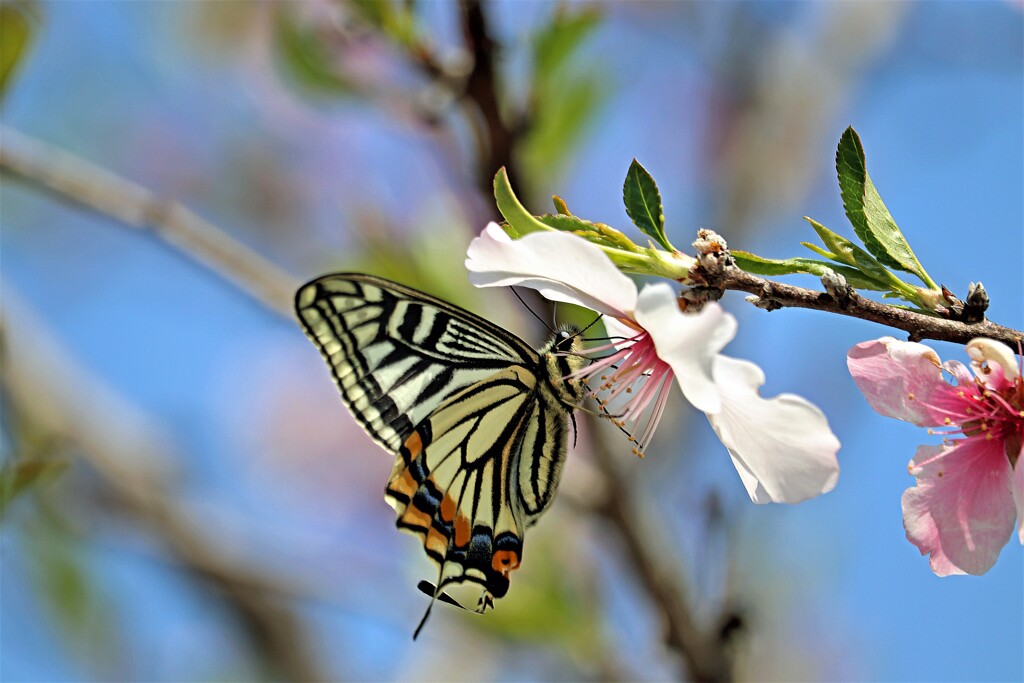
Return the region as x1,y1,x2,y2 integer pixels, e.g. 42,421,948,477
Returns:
386,365,562,601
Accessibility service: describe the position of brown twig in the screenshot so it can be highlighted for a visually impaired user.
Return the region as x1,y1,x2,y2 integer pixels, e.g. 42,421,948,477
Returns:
458,0,522,201
719,268,1023,348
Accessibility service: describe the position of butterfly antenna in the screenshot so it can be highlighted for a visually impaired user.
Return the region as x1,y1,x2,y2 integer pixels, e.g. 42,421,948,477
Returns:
510,287,555,334
579,313,603,336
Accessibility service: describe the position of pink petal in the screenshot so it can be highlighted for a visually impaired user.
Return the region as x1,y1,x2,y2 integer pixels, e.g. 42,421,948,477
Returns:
707,356,840,504
847,337,956,426
1014,447,1024,545
635,285,735,414
465,223,638,318
901,438,1016,576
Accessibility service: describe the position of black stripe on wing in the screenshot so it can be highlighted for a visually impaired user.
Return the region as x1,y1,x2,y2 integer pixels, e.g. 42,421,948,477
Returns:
384,367,542,600
295,273,539,451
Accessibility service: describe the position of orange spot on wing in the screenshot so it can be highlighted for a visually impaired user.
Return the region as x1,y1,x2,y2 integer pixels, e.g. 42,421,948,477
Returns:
491,550,521,577
400,502,432,531
454,514,471,547
440,495,457,522
404,431,423,459
390,467,417,499
425,527,448,557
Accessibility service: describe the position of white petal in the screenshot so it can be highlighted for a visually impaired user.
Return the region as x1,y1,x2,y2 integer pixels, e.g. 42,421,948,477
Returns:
707,355,840,504
600,315,642,351
465,223,638,317
635,285,735,414
967,337,1021,383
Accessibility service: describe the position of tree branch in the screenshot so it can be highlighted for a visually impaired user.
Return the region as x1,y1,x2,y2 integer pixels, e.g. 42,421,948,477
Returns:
719,268,1023,348
0,126,301,318
458,0,522,201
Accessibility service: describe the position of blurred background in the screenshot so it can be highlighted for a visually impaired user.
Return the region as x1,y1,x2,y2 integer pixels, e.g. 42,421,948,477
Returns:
1,2,1021,681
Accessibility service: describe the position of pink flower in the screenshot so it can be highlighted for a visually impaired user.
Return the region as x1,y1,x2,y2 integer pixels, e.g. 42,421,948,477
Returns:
848,337,1024,576
466,223,840,504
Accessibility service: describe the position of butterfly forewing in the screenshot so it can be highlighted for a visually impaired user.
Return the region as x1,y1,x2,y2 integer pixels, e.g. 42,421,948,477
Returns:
295,274,538,452
295,273,587,618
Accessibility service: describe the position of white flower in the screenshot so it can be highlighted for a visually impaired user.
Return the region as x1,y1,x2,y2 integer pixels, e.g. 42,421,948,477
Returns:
466,223,840,503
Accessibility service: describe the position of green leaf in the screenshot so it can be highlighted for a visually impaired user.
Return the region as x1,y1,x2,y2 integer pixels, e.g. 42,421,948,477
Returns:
273,7,356,98
801,242,835,260
0,2,35,99
536,214,639,252
732,251,889,291
351,0,418,46
523,8,604,182
836,127,936,287
533,7,602,80
622,159,672,250
521,76,605,181
493,167,552,237
0,458,69,519
552,195,571,215
805,217,895,284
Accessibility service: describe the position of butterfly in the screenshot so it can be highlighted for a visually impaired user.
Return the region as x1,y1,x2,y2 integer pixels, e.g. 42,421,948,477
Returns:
294,273,588,636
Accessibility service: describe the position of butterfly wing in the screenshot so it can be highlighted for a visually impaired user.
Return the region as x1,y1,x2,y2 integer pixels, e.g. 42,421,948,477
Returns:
295,273,577,616
295,273,538,452
386,364,572,606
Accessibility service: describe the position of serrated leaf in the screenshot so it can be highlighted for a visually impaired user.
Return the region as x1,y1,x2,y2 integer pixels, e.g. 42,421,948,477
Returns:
0,2,34,99
623,159,672,250
836,127,935,287
0,458,69,518
732,251,889,291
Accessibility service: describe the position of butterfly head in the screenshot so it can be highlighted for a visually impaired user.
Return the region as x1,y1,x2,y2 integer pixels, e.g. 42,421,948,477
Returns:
541,325,588,404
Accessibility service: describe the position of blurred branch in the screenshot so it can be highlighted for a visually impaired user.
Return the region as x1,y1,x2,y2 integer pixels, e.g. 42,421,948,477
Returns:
458,0,522,199
0,287,330,683
0,125,301,317
591,436,736,683
450,4,736,679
